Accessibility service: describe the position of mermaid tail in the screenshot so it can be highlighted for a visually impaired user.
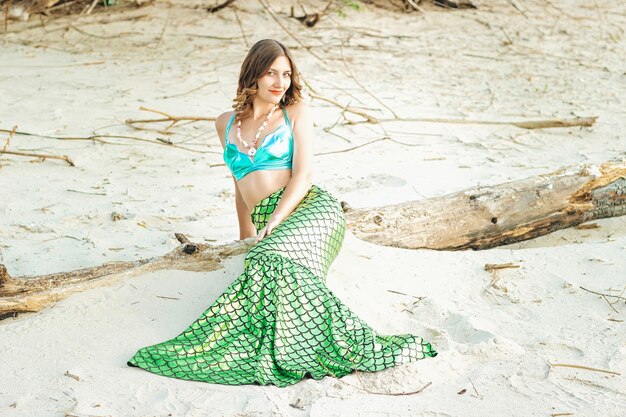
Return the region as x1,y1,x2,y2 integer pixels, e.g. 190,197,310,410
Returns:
127,185,436,387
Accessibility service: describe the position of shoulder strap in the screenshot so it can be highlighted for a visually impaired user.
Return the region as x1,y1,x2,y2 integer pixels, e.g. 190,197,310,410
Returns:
224,113,236,144
282,108,292,134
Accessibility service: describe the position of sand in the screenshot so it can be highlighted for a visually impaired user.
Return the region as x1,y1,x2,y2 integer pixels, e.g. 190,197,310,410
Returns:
0,0,624,416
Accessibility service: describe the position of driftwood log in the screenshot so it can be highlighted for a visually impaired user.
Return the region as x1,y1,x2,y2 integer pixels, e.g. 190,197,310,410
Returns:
345,159,626,250
1,159,624,320
0,235,251,321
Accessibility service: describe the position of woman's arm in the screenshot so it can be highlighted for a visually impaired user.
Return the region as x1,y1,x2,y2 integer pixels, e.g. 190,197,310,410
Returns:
255,102,313,242
215,112,257,240
234,178,258,239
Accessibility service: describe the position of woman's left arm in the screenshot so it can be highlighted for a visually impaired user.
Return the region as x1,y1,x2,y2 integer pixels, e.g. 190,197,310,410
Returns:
255,103,313,242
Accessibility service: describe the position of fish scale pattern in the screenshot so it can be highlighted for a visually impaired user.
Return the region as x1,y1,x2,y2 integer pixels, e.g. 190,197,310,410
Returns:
127,184,437,387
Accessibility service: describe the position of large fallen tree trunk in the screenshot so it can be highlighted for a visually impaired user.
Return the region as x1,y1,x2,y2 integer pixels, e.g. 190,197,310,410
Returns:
0,235,251,321
344,159,626,250
1,159,624,320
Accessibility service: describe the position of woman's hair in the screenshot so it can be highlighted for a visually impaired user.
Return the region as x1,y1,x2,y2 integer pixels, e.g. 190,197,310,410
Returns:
232,39,303,121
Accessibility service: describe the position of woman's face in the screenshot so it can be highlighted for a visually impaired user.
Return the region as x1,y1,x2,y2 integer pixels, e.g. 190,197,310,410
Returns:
256,55,292,105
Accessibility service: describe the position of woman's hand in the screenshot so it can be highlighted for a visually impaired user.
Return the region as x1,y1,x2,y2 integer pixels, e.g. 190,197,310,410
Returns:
255,216,282,243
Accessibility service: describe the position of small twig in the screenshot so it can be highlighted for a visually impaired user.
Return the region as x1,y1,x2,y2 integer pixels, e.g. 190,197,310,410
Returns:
339,31,398,119
68,24,136,39
174,233,191,244
156,295,180,300
468,376,480,397
125,106,216,134
3,0,11,33
484,262,520,272
66,189,106,196
313,78,370,107
323,128,352,144
258,0,330,70
64,399,79,417
485,288,501,305
435,0,477,9
153,11,170,49
549,362,621,376
0,128,215,154
4,13,150,35
387,289,423,301
574,223,600,230
0,150,74,166
2,125,16,151
207,0,237,13
579,285,625,313
0,61,105,69
86,0,99,15
406,0,425,12
38,0,78,14
63,371,80,381
579,286,626,301
602,294,620,313
309,92,378,123
168,33,243,41
507,0,528,19
232,6,249,47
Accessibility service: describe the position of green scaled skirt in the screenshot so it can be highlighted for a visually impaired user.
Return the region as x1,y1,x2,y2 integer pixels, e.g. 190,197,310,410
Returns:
127,184,436,387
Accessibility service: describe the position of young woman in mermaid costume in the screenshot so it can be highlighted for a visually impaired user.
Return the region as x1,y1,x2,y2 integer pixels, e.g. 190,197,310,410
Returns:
127,39,437,387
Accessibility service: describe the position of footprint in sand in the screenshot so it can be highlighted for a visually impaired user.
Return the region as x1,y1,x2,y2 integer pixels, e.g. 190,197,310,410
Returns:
441,312,494,345
416,302,494,345
367,173,407,188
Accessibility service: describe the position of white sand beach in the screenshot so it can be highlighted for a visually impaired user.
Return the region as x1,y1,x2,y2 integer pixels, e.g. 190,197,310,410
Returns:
0,1,624,416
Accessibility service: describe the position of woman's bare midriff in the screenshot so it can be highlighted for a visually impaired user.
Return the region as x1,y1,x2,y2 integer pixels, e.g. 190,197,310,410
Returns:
237,168,293,213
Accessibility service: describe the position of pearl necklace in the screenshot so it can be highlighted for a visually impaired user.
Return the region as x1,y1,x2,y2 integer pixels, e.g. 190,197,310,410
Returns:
236,104,278,157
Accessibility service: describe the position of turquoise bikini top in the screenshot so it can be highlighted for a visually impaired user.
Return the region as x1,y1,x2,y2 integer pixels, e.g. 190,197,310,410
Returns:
223,108,294,181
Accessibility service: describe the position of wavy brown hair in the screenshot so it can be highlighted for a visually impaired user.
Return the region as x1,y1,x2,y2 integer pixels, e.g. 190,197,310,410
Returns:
232,39,303,121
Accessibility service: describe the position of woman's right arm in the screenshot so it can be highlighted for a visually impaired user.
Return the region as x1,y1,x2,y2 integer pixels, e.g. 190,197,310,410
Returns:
233,178,257,240
215,113,257,240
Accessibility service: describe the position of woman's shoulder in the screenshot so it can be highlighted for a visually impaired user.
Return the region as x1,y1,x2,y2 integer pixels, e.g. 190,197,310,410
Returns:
215,111,236,146
285,101,308,116
215,110,236,132
216,110,236,127
284,102,310,126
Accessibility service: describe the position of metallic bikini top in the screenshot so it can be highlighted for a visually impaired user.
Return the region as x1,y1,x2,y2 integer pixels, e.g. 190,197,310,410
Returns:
223,108,293,181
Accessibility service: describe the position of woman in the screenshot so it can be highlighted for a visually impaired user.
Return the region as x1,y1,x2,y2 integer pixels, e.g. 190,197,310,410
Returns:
127,39,437,387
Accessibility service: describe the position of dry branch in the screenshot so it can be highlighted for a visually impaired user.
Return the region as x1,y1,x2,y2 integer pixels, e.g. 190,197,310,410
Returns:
0,238,254,320
0,149,75,165
434,0,477,9
484,262,520,272
0,127,215,154
308,92,596,129
124,106,216,134
1,0,151,24
309,92,380,123
207,0,236,13
549,361,621,376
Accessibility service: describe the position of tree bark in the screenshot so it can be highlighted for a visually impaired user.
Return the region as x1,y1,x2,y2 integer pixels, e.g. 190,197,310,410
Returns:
1,158,624,320
0,239,250,320
344,159,626,250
